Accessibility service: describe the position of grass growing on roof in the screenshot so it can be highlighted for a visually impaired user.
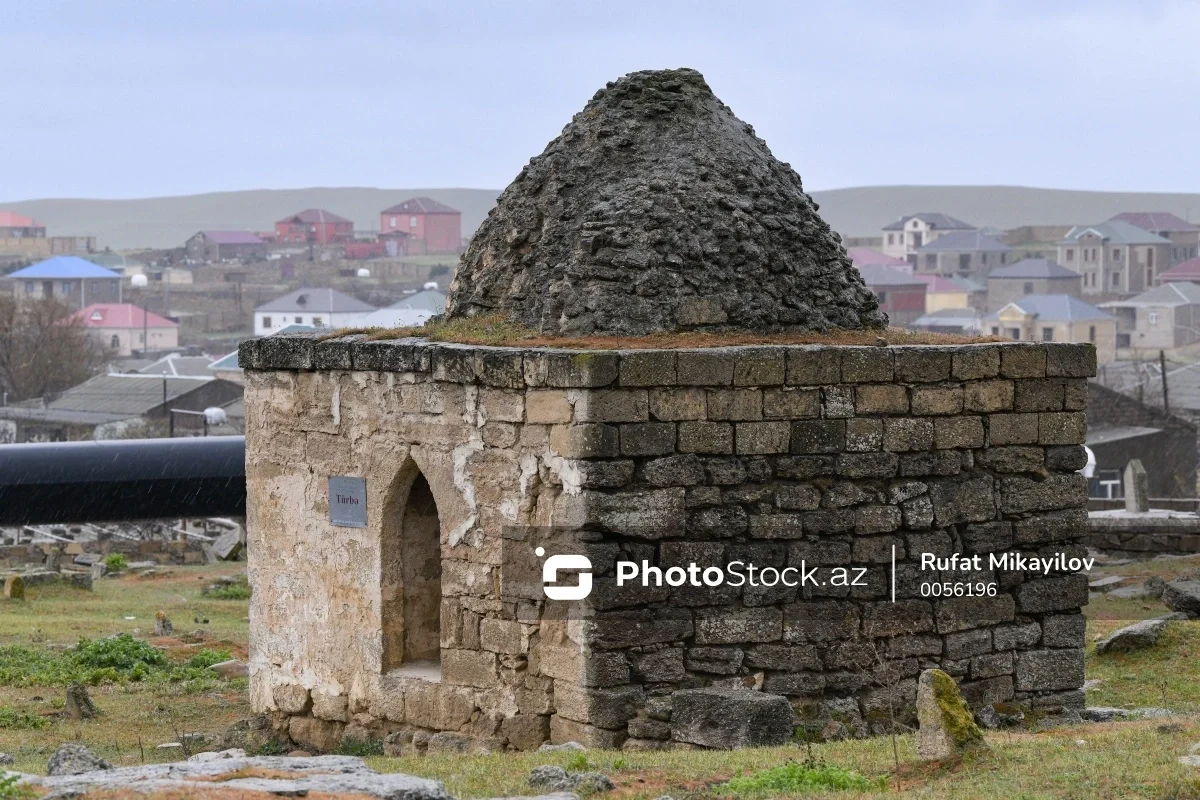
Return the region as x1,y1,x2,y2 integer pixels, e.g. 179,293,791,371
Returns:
320,313,1002,349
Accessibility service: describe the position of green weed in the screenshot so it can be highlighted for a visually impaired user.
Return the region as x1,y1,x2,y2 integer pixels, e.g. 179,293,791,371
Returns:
722,760,884,794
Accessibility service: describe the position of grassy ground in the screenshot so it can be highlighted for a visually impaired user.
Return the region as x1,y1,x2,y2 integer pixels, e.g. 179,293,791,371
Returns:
4,560,1200,798
0,564,252,774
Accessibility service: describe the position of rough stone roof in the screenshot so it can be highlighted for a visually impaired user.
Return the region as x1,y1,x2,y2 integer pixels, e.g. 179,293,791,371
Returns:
446,68,885,336
1108,211,1199,233
916,230,1010,252
255,288,375,314
986,294,1113,322
1102,281,1200,308
1062,220,1171,245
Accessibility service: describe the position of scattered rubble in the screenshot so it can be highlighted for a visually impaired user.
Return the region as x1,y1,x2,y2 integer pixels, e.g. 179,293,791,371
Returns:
46,743,112,776
529,765,615,794
1162,580,1200,617
1094,615,1183,654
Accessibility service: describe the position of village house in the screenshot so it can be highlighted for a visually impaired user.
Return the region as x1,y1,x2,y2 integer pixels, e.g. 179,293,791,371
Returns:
379,197,463,255
1058,220,1172,297
0,368,241,442
853,263,927,325
986,258,1082,312
185,230,267,262
74,303,178,357
1156,256,1200,285
0,210,45,238
253,288,375,335
1099,282,1200,352
914,229,1011,280
910,307,982,334
1109,212,1200,267
879,212,975,261
0,211,96,263
274,209,355,245
985,294,1116,362
913,273,976,312
3,256,122,311
846,246,909,271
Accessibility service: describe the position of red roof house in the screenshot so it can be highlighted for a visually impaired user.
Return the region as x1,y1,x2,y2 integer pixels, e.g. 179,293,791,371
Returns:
1155,256,1200,284
74,303,179,356
0,211,46,238
274,209,354,245
380,197,461,255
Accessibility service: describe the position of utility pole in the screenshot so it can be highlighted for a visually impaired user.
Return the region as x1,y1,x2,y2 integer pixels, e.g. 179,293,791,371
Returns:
1160,349,1170,412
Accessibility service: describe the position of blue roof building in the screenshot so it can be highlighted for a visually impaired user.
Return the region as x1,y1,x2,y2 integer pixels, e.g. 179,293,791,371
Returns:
5,255,123,310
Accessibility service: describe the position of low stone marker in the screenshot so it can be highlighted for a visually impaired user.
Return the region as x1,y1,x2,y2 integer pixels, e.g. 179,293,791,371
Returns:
1124,459,1149,513
916,669,987,761
64,682,98,720
3,575,23,600
670,688,794,749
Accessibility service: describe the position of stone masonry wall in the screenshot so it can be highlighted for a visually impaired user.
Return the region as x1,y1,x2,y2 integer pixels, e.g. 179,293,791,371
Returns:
240,334,1095,752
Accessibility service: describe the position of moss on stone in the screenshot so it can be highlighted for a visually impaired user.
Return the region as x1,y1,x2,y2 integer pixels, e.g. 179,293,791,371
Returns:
930,669,985,749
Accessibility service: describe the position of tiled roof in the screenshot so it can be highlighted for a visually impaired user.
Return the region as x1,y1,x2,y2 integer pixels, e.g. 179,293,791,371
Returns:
1108,212,1199,233
76,304,177,329
279,209,352,225
136,354,216,377
1100,282,1200,308
846,247,907,267
198,230,264,245
1062,220,1171,245
381,197,460,214
7,256,121,279
988,258,1079,280
986,294,1113,322
387,289,446,313
254,288,375,314
913,274,971,293
0,211,42,228
882,213,975,232
1155,256,1200,282
855,264,928,287
915,230,1010,252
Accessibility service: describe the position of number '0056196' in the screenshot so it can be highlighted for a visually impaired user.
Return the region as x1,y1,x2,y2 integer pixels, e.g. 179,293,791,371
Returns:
920,582,998,597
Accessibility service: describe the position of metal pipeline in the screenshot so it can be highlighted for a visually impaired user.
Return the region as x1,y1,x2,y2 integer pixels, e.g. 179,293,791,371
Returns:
0,436,246,525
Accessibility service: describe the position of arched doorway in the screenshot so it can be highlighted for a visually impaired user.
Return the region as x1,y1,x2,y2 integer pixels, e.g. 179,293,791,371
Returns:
381,470,442,675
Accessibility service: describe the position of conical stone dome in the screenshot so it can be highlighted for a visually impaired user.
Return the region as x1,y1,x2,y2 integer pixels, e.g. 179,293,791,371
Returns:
446,68,887,336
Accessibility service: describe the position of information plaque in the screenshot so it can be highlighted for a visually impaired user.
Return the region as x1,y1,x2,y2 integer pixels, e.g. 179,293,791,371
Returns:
328,476,367,528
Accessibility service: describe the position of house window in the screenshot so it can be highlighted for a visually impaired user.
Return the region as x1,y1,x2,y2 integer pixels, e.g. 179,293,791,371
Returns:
1007,328,1021,340
24,282,34,294
887,233,894,245
410,216,419,228
262,316,272,328
1147,248,1154,267
876,291,888,305
295,316,303,324
1000,253,1007,264
958,253,971,271
1112,272,1121,287
1113,248,1120,260
390,216,397,228
912,221,919,229
981,252,988,265
61,282,72,295
991,326,1000,336
1089,326,1096,342
1149,310,1159,325
1023,282,1034,295
1066,248,1075,262
110,335,120,349
312,316,324,327
1147,267,1154,285
1041,327,1054,342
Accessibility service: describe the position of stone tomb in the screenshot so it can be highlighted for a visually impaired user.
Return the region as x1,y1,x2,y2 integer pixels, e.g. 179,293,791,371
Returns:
240,335,1095,751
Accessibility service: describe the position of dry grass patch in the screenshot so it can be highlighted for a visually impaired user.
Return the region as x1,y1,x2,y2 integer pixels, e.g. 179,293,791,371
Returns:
323,314,1001,349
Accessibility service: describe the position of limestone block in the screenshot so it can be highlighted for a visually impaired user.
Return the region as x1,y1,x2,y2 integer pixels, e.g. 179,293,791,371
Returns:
631,648,687,682
783,601,859,643
403,683,476,729
894,349,953,383
855,384,908,415
619,350,677,386
525,390,572,423
273,684,312,715
933,417,984,449
1039,412,1087,445
790,420,846,454
550,715,627,749
619,423,676,456
845,418,882,452
786,348,841,385
910,386,963,416
944,628,992,660
963,379,1014,413
821,385,855,418
935,596,1015,634
639,454,704,487
287,716,344,753
993,622,1041,651
1015,575,1089,614
735,422,791,455
762,388,819,419
732,348,787,386
670,688,793,748
524,350,619,388
861,600,934,637
1045,343,1097,378
549,423,619,458
311,692,349,722
1014,379,1065,412
480,388,525,422
675,350,736,386
574,390,648,423
1015,648,1085,691
706,389,763,421
554,682,643,729
915,669,986,760
999,345,1047,378
952,347,1000,380
500,714,551,750
648,388,706,421
677,421,733,454
840,348,893,383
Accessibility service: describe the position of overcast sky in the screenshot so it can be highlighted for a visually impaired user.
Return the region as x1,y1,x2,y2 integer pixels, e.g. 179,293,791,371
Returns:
3,0,1198,200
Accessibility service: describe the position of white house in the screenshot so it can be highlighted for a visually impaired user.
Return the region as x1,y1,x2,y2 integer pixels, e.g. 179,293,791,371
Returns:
253,288,375,336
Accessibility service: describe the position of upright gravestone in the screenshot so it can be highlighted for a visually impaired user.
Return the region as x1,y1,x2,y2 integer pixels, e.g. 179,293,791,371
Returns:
1124,459,1149,513
3,575,24,601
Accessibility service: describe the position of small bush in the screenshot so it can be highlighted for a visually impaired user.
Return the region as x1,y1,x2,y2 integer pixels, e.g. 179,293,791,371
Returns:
247,739,289,756
0,706,50,730
205,583,251,600
335,737,384,757
723,761,884,794
184,649,233,669
0,772,37,800
74,633,167,672
565,752,590,772
103,554,128,572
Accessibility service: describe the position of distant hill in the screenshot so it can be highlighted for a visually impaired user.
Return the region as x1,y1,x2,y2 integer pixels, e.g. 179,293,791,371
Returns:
4,184,1200,251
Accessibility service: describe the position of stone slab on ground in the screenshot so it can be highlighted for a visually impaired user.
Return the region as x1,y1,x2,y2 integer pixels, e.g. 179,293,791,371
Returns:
1094,615,1181,654
916,669,987,761
670,688,793,749
1162,580,1200,617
